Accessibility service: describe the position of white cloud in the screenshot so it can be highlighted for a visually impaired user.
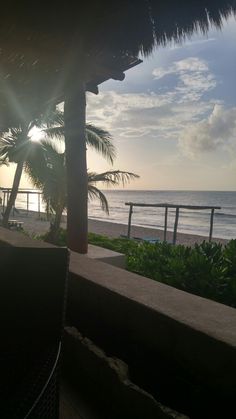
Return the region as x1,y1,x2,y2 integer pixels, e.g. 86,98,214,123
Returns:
152,57,208,79
179,105,236,157
152,57,217,102
87,88,214,144
86,59,235,168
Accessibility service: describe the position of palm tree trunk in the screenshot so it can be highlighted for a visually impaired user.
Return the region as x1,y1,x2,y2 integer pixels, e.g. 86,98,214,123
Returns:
64,80,88,253
47,205,64,244
2,159,24,227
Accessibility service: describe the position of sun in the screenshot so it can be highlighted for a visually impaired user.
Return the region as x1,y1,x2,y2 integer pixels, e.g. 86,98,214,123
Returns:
29,127,43,142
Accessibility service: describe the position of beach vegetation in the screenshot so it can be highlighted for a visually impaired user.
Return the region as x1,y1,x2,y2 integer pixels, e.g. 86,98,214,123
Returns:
41,228,138,254
37,225,236,307
127,239,236,307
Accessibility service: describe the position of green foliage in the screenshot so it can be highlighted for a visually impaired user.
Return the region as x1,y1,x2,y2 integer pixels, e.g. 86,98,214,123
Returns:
40,228,138,253
38,228,236,307
87,232,139,254
127,239,236,307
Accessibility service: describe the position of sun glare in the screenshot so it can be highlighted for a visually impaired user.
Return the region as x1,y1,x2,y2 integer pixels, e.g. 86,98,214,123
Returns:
29,127,43,142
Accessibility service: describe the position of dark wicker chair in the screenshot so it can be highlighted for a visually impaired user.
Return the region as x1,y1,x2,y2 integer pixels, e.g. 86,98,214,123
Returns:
0,246,68,418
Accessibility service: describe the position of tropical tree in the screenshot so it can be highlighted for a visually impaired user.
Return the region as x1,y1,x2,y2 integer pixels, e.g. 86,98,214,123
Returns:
25,140,138,243
43,113,116,165
0,110,115,227
0,124,37,226
0,111,63,227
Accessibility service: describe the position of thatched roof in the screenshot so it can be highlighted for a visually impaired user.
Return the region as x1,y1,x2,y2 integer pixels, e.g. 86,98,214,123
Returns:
0,1,235,128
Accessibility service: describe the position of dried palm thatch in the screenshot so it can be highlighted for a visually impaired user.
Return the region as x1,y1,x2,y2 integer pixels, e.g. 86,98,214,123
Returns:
0,1,235,127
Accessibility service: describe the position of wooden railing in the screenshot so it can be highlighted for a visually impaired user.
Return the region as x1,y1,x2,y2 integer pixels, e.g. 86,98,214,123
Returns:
0,187,43,217
125,202,221,244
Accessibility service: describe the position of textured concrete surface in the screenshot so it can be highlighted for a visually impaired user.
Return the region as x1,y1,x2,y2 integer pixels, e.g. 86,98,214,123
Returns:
63,327,187,419
86,244,125,268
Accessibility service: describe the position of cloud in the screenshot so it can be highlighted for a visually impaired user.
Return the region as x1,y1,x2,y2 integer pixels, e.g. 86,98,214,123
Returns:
86,59,228,160
87,87,215,145
152,57,208,79
152,57,217,102
178,104,236,157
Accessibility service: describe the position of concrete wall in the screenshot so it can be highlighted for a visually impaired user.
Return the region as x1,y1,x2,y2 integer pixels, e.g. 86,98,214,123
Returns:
1,227,236,417
67,251,236,417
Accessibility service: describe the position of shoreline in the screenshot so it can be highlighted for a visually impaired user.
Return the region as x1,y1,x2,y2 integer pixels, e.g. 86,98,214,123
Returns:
5,209,229,246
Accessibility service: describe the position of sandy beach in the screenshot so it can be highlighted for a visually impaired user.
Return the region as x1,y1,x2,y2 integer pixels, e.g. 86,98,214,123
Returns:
6,209,229,246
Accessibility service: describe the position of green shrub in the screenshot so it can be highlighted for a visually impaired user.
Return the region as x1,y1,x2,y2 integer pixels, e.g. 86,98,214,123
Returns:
39,227,236,307
127,240,236,307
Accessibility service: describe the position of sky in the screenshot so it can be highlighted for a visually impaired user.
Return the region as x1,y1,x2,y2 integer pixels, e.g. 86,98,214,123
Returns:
1,15,236,191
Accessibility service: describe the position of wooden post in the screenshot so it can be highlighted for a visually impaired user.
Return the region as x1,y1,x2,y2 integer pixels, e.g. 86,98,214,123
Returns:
3,191,6,212
209,208,215,242
27,192,29,215
173,207,179,245
38,193,41,217
2,159,24,227
164,206,168,242
127,204,133,239
64,78,88,253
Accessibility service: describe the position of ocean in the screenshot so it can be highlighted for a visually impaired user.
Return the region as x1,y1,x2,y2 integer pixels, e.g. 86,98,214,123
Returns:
3,190,236,240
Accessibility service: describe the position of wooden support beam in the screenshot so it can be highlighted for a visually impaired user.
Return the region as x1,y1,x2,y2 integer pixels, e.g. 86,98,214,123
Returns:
65,78,88,254
86,83,99,94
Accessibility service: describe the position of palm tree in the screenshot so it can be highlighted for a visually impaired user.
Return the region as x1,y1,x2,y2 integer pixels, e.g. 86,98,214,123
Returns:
0,111,64,227
0,109,115,228
25,140,138,243
0,123,35,227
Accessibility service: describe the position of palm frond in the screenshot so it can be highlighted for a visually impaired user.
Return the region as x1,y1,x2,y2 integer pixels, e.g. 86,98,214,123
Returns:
0,129,31,163
25,140,66,214
34,109,64,129
44,122,116,165
88,185,109,214
43,126,65,140
88,170,139,187
86,124,116,164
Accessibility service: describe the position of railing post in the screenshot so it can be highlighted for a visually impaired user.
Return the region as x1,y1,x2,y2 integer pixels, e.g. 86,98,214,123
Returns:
127,204,133,239
3,191,6,212
173,207,179,245
27,192,29,215
38,193,41,218
164,206,168,242
209,208,215,242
